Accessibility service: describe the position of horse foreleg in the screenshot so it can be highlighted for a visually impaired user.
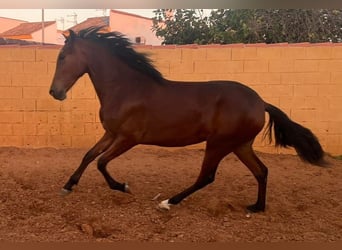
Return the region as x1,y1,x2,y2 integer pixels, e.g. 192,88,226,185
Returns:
96,136,134,193
234,141,268,212
61,132,114,195
159,142,231,210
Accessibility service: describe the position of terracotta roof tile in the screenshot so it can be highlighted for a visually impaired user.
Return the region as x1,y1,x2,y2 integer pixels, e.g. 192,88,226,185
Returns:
68,16,109,32
0,21,55,36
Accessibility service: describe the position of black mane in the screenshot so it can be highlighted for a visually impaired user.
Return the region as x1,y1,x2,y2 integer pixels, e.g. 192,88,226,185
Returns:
71,26,164,83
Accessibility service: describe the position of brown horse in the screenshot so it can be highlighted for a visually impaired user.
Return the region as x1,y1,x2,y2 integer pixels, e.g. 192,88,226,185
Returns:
49,27,324,212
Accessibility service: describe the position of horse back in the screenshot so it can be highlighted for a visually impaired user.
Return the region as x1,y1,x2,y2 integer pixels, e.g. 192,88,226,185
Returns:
145,80,266,143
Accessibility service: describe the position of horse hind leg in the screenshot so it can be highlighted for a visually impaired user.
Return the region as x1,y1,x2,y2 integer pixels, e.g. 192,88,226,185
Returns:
159,141,232,210
234,141,268,212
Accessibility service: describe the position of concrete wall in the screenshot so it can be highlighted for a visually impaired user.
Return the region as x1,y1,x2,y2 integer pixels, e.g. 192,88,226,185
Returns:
0,43,341,155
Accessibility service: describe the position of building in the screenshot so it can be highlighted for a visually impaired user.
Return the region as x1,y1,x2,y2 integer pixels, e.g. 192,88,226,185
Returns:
0,16,27,33
0,10,162,46
110,10,162,45
0,21,60,44
66,16,110,34
68,10,162,45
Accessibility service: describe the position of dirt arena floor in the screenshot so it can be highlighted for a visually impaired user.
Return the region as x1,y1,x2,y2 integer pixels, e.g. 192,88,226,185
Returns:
0,146,341,242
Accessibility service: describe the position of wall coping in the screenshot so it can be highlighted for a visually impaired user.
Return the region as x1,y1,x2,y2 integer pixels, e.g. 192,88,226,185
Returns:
0,42,341,50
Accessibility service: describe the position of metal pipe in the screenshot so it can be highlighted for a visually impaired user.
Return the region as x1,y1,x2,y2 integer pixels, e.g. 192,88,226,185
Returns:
41,9,45,44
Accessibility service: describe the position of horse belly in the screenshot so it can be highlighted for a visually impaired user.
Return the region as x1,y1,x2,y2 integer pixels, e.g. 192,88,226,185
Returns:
140,116,209,147
144,130,207,147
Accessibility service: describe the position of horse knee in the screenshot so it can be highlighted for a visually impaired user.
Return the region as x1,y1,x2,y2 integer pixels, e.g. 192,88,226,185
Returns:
256,167,268,184
97,158,108,172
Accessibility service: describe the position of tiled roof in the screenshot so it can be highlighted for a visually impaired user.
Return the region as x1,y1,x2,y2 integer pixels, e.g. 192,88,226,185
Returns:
67,16,109,32
0,21,55,36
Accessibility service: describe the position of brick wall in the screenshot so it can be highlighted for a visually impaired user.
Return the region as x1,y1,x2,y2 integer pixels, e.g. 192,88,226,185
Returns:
0,43,341,155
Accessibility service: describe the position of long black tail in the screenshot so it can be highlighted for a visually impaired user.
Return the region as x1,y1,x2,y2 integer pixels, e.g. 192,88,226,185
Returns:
264,103,325,166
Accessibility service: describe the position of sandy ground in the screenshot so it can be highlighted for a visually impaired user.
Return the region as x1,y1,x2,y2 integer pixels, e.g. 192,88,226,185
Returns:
0,146,341,242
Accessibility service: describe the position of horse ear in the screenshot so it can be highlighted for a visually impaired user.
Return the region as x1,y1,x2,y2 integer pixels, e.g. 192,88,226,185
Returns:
68,29,76,40
63,30,76,44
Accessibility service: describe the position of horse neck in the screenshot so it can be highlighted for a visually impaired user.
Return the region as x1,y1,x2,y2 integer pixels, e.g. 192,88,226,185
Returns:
88,51,127,102
86,50,159,105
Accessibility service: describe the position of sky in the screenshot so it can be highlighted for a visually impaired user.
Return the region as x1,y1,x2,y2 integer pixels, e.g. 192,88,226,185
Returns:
0,9,156,30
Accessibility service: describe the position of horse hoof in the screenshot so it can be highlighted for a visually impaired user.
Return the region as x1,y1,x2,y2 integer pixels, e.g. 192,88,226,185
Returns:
158,199,171,210
60,188,72,197
246,204,264,213
124,183,132,194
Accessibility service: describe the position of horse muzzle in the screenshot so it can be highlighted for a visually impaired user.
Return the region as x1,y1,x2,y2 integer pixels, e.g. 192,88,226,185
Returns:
49,87,67,101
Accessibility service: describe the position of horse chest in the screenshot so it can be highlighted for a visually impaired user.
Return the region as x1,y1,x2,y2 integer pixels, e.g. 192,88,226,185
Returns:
100,105,146,135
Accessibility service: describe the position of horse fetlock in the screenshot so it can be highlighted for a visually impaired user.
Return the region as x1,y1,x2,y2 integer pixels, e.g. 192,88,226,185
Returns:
67,176,80,187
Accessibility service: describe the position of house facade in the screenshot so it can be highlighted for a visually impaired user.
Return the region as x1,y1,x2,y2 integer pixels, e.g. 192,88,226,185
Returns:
110,10,162,45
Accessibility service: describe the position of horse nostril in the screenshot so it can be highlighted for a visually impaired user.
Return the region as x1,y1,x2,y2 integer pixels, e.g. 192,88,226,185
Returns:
49,88,66,101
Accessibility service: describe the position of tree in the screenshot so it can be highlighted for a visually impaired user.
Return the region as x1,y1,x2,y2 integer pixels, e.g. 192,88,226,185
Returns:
255,9,342,43
152,9,342,44
152,9,210,45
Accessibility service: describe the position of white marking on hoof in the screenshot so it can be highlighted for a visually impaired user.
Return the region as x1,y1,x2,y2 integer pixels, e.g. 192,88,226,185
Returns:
124,183,132,194
60,188,72,197
158,199,171,210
